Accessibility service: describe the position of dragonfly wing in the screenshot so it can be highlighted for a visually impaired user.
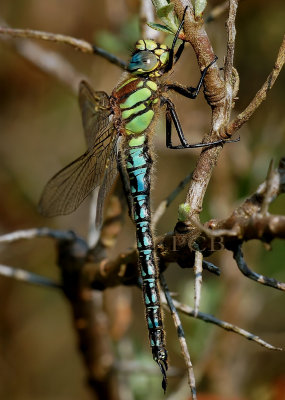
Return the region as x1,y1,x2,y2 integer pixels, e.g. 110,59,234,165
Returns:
95,138,119,228
39,126,117,217
79,80,111,149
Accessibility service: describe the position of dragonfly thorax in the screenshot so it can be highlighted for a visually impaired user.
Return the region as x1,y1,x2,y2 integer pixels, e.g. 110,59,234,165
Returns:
128,39,169,77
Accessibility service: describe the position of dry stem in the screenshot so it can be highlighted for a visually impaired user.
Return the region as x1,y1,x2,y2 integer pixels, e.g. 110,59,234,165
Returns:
226,34,285,136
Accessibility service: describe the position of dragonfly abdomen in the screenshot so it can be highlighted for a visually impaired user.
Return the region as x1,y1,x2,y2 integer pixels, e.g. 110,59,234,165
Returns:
112,76,168,387
125,141,168,385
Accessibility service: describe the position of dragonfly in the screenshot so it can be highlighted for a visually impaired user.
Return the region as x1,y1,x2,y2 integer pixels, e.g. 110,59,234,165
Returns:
39,8,236,390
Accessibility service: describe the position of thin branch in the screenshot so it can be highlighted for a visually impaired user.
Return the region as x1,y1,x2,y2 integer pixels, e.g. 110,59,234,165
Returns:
233,245,285,292
202,260,221,276
0,18,85,93
205,1,229,23
260,159,277,215
226,34,285,137
161,274,197,400
0,263,60,288
193,250,203,316
224,0,238,85
0,26,128,70
0,227,77,243
189,216,239,237
171,299,283,351
223,0,239,123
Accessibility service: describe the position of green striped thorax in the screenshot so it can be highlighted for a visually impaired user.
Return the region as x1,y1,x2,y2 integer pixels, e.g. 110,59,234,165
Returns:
112,39,168,138
128,39,170,77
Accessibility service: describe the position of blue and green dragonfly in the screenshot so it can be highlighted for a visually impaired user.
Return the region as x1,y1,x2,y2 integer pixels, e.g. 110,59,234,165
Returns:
39,9,235,390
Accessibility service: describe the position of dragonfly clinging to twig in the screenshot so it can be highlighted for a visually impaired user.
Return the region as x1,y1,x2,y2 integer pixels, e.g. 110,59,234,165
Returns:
39,7,237,391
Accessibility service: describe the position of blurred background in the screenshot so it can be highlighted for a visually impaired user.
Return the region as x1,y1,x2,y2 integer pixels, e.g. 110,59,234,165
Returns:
0,1,284,399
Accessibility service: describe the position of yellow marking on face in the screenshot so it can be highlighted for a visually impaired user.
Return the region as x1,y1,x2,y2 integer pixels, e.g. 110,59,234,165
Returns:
160,52,169,65
154,49,164,56
136,39,145,50
144,40,158,50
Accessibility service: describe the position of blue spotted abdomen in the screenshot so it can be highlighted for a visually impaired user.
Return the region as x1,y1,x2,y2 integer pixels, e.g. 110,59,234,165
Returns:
125,142,167,364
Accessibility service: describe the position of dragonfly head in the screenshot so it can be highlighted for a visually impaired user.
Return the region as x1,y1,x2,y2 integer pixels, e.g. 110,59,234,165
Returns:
128,39,170,77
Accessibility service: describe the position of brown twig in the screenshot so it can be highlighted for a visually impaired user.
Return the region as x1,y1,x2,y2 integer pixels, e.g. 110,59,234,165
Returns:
205,1,229,23
226,34,285,137
171,299,282,351
224,0,238,84
223,0,239,122
172,1,232,219
0,26,94,52
161,275,197,399
0,25,127,70
193,250,203,316
0,18,86,92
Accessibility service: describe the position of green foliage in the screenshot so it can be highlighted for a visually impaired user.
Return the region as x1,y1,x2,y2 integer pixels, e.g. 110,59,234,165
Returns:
149,0,180,35
194,0,207,18
147,22,174,34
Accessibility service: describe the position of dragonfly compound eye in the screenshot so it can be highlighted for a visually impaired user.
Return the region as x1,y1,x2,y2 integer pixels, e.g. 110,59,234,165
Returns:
128,50,159,73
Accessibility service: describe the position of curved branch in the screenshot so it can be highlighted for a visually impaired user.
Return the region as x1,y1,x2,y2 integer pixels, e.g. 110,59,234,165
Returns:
0,26,127,69
226,34,285,136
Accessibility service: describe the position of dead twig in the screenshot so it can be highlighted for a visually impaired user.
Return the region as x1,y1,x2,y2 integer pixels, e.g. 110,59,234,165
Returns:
205,1,229,23
0,227,76,243
0,26,127,70
161,274,197,399
0,263,60,288
226,34,285,137
171,299,282,351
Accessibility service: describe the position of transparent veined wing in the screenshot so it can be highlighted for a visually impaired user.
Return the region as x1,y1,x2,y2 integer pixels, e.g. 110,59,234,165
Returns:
79,80,111,149
39,80,119,218
39,125,118,217
95,137,121,228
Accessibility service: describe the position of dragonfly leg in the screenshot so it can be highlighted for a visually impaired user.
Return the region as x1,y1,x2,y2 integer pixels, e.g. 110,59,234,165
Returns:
174,40,185,65
162,97,234,149
164,6,188,73
166,56,218,99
